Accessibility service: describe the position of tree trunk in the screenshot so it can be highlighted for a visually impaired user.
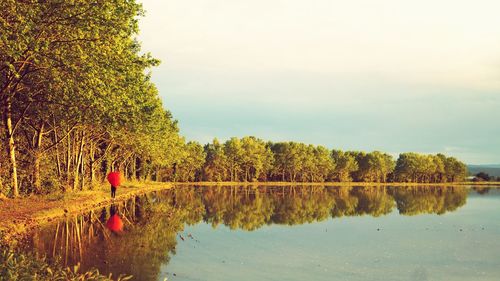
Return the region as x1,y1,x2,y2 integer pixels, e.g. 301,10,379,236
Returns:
80,140,85,190
53,128,62,178
3,99,19,197
33,123,44,193
230,165,234,182
131,156,136,180
33,153,41,193
66,130,71,187
73,132,84,190
89,142,95,183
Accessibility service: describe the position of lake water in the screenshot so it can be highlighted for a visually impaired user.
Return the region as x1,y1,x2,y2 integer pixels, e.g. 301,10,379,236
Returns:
26,185,500,281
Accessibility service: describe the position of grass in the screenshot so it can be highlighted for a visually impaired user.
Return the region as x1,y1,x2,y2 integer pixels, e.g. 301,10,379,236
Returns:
0,246,132,281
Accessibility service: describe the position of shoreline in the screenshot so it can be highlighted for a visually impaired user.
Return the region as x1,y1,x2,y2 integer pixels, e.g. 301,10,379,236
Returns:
1,180,498,245
177,181,500,187
0,181,173,245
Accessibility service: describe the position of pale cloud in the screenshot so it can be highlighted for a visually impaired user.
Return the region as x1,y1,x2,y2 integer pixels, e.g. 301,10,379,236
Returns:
138,0,500,89
137,0,500,164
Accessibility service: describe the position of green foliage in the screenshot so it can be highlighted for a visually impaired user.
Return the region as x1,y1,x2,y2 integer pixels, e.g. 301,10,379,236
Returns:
331,150,358,182
394,153,467,183
269,142,334,182
203,139,228,182
188,137,467,183
175,141,206,182
347,151,395,182
239,137,273,181
0,0,182,195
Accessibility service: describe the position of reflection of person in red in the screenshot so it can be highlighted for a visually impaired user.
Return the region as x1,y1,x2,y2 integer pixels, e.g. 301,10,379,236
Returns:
106,204,123,233
107,171,122,199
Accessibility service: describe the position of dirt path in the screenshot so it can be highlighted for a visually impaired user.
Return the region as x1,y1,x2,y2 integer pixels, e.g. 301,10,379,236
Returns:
0,182,172,245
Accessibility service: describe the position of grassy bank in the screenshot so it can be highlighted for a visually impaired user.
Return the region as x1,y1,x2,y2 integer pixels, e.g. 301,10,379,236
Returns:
0,181,172,246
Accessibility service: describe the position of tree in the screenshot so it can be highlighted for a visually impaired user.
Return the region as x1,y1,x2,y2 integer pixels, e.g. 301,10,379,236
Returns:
331,150,357,182
269,142,291,181
474,172,490,182
175,142,205,182
394,153,467,183
0,0,182,196
240,136,273,181
311,146,334,182
203,138,228,182
223,137,244,181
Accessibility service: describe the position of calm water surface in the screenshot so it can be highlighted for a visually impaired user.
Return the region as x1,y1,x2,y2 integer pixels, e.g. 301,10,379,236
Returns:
27,185,500,281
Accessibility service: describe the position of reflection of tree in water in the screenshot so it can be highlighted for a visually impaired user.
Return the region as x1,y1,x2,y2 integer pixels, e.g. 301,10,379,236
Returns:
351,187,395,217
172,186,206,225
202,186,274,230
105,194,179,281
29,185,468,280
473,186,490,195
390,186,467,215
271,186,336,225
197,185,465,227
330,187,359,218
30,193,191,281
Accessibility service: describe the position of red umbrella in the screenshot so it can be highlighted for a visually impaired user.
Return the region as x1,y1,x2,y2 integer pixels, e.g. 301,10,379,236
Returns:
106,214,123,232
107,171,123,187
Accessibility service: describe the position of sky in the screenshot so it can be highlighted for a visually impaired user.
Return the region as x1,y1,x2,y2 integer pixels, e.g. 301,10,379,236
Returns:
137,0,500,164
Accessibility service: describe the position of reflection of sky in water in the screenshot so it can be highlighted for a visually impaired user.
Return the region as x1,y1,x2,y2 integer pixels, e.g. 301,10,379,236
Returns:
163,189,500,281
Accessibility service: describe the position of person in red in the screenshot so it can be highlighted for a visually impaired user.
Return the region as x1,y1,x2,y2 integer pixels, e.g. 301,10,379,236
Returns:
111,185,116,199
107,171,122,199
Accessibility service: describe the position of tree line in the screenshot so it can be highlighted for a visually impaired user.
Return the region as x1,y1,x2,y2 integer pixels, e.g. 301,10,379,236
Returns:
168,137,468,184
473,172,500,182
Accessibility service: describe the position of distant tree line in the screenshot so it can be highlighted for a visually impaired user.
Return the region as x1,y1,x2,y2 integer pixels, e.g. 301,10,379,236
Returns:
164,137,468,183
472,172,500,182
